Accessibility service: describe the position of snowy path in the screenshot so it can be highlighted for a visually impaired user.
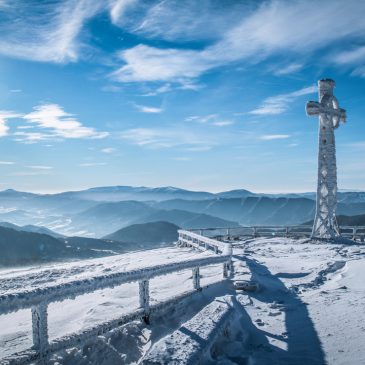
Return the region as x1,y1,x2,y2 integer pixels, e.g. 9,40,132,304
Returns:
227,238,365,365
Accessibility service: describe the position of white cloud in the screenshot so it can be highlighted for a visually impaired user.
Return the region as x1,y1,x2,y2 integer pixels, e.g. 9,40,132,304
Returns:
185,114,217,123
186,114,233,127
113,45,210,82
23,104,108,140
0,111,23,137
213,120,234,127
260,134,290,140
113,0,365,82
142,83,172,96
249,85,316,115
332,46,365,77
101,147,116,153
119,127,214,149
333,46,365,65
0,0,102,63
0,161,15,165
129,0,245,43
109,0,138,24
13,132,53,144
27,165,53,170
134,104,163,113
172,157,191,161
273,63,303,76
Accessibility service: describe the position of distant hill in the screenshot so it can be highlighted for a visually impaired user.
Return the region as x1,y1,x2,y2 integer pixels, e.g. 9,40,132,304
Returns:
70,201,238,237
104,221,179,245
139,209,238,229
70,201,157,237
0,222,64,238
0,221,182,267
0,227,78,266
215,189,255,199
63,236,126,251
337,214,365,226
305,213,365,227
53,186,216,202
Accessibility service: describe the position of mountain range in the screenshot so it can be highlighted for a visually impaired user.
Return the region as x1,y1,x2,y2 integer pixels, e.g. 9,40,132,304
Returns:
1,186,365,238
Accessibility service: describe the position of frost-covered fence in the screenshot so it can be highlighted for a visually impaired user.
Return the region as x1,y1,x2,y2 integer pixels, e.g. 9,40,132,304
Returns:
177,230,233,275
189,225,365,241
178,229,233,255
0,255,231,365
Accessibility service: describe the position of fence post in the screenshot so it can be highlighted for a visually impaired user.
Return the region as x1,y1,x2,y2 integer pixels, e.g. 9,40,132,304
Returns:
139,279,150,324
285,226,289,238
223,262,228,278
31,303,48,358
192,267,201,290
253,227,257,238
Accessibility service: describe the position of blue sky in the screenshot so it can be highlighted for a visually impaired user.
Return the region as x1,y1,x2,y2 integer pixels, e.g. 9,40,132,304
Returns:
0,0,365,193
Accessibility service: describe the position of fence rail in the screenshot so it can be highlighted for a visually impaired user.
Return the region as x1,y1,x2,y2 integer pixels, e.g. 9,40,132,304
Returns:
177,229,233,255
188,225,365,242
0,251,232,365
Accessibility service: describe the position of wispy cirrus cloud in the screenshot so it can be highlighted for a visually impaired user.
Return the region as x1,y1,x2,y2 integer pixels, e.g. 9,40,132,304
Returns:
333,46,365,65
185,114,233,127
134,104,163,113
273,63,303,76
22,103,108,140
249,86,316,115
332,46,365,77
0,161,15,165
212,120,234,127
101,147,116,154
112,0,365,83
109,0,138,24
27,165,54,170
260,134,290,140
119,127,214,149
0,0,102,63
0,111,23,137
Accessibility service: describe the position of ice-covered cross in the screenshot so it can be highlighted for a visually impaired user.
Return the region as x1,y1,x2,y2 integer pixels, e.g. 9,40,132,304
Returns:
306,79,346,239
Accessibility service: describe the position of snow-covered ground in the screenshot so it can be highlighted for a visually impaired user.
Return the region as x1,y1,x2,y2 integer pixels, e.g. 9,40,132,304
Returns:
228,237,365,365
0,239,364,364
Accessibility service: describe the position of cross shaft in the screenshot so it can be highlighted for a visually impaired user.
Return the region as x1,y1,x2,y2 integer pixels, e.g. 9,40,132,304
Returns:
306,79,346,239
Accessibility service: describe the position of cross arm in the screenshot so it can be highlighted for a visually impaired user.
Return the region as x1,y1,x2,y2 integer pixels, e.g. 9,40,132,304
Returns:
339,108,346,123
306,101,320,116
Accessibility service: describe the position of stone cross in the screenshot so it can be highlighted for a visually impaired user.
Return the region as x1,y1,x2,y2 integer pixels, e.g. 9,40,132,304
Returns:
306,79,346,239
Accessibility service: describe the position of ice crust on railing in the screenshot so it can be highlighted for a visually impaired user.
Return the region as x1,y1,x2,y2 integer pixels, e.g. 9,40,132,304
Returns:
178,230,232,256
0,255,229,316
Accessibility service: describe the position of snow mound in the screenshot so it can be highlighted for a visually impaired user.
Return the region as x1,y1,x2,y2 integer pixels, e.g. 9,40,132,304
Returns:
142,295,234,364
